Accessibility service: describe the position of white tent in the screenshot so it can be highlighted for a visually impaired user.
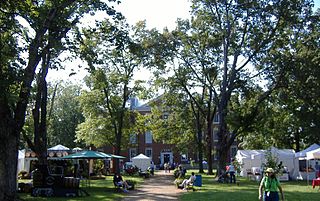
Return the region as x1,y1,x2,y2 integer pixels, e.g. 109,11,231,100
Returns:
17,150,25,174
236,147,299,179
48,144,70,150
306,148,320,160
295,143,320,159
131,154,151,171
235,149,265,176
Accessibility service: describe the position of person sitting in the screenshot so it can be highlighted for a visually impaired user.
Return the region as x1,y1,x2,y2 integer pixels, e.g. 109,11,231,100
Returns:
180,172,196,190
113,173,130,192
217,169,229,183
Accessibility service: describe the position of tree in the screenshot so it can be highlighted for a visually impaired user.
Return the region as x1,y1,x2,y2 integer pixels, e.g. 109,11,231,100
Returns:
147,93,200,157
75,18,146,172
46,81,85,148
238,8,320,151
139,0,315,175
0,0,119,200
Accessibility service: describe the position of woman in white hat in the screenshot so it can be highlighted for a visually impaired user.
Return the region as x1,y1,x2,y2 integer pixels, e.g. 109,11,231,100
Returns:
259,168,284,201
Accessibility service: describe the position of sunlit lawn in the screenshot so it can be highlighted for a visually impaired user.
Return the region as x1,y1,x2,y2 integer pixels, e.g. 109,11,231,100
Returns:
180,173,320,201
18,175,143,201
18,172,319,201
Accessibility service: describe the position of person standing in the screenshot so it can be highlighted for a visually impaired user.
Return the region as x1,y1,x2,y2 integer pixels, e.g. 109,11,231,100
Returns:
259,168,284,201
228,160,236,184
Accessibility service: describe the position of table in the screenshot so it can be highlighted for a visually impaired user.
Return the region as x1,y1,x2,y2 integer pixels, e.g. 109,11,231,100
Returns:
312,178,320,189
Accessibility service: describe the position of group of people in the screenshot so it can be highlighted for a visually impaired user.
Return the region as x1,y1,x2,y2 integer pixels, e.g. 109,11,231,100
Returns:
114,161,285,201
223,159,285,201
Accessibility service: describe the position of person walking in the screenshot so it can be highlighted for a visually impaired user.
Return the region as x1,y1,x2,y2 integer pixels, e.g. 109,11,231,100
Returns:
259,168,284,201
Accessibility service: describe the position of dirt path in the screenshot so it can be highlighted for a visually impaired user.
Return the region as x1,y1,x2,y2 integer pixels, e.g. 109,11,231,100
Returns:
122,170,182,201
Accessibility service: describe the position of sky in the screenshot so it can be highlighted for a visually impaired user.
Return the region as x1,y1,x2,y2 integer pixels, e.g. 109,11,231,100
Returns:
116,0,191,30
47,0,192,83
47,0,320,83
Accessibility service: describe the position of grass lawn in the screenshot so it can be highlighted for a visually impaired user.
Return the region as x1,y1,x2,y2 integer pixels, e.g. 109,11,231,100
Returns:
180,174,319,201
18,173,319,201
18,175,143,201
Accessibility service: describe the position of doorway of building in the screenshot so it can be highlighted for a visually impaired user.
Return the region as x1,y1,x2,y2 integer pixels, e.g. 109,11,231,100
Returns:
160,152,173,166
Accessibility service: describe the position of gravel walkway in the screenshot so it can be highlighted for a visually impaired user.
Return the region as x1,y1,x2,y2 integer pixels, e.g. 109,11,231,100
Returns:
122,170,182,201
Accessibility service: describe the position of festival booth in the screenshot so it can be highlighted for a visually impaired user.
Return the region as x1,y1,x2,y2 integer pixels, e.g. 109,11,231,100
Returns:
306,148,320,188
236,147,299,181
295,144,320,180
131,154,151,171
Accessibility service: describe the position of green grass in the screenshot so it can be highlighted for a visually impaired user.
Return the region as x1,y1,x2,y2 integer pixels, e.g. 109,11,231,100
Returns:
18,175,143,201
18,173,319,201
180,174,320,201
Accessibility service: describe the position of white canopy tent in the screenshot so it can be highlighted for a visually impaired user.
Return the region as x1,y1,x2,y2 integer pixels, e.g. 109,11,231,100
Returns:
295,143,320,159
294,144,319,180
235,149,265,176
306,148,320,160
131,154,151,171
236,147,299,179
17,150,25,174
48,144,70,151
304,147,320,184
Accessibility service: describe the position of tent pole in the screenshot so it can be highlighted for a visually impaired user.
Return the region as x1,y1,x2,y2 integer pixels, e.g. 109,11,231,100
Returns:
307,159,309,186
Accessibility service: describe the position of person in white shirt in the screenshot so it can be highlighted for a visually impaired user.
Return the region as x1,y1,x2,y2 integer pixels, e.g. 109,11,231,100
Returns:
181,172,196,190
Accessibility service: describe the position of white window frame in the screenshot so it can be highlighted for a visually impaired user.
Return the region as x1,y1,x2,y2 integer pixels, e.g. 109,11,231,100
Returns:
145,148,152,159
230,146,237,159
129,133,137,144
145,131,153,144
129,148,137,159
181,153,188,162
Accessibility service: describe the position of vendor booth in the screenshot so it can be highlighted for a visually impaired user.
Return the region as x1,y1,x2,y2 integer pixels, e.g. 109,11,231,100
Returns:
131,154,151,171
295,144,320,180
235,147,299,180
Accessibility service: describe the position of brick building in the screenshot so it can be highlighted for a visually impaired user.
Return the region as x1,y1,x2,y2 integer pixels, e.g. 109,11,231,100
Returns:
103,97,237,169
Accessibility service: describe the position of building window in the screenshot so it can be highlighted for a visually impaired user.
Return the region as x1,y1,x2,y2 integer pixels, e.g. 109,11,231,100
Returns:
145,131,153,144
213,129,219,142
129,133,137,144
129,148,137,159
181,153,188,162
213,113,220,123
230,146,237,159
145,148,152,159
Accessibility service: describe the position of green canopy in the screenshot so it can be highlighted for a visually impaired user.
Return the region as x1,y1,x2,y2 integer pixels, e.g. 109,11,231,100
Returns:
61,150,111,159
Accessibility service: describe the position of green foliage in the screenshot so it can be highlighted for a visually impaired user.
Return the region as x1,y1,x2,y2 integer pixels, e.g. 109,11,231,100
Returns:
261,149,283,175
75,17,148,158
147,93,199,153
46,81,85,148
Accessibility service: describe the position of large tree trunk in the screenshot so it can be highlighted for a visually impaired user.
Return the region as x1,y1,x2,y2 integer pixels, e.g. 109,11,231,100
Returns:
197,127,204,173
217,120,229,176
0,34,43,200
0,110,19,201
294,128,301,152
206,120,213,175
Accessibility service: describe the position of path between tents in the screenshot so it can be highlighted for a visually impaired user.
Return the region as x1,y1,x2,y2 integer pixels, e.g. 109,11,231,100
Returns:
122,170,183,201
